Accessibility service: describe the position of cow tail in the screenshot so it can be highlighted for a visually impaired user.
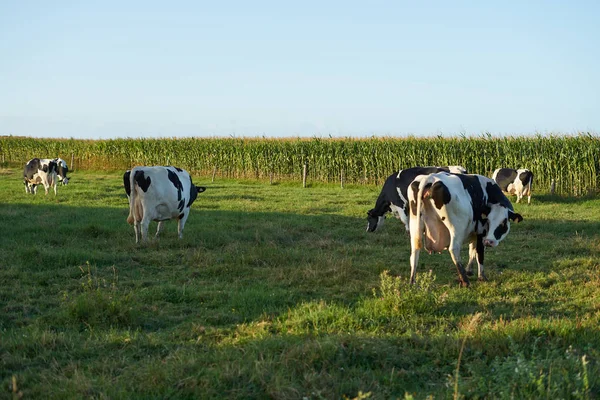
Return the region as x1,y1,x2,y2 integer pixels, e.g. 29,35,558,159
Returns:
127,169,137,225
409,175,431,250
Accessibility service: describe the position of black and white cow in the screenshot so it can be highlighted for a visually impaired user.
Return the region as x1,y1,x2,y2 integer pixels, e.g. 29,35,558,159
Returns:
408,172,523,287
492,168,533,204
23,158,70,195
124,166,206,243
367,166,467,233
23,158,59,195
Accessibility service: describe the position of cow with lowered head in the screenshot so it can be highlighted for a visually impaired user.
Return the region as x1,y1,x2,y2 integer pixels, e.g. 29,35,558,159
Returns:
123,166,206,243
367,166,467,233
408,172,523,287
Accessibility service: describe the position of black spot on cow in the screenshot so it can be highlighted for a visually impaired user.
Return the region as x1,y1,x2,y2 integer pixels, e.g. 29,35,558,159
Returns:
430,181,451,209
441,216,445,221
410,199,419,216
493,168,518,191
178,199,185,212
167,169,183,201
455,174,486,222
485,182,513,210
493,218,509,240
133,170,151,192
24,158,41,181
519,170,533,186
178,213,184,220
123,171,131,197
410,180,420,201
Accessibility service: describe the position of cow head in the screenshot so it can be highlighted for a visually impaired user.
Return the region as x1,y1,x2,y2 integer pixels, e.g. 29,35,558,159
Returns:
366,209,385,232
188,185,206,206
55,159,69,184
479,204,523,247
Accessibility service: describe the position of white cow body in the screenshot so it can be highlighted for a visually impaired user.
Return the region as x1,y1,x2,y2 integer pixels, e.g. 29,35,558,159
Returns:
124,166,206,243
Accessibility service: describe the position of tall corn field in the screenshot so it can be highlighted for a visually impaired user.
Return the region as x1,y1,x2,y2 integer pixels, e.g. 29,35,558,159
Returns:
1,134,598,196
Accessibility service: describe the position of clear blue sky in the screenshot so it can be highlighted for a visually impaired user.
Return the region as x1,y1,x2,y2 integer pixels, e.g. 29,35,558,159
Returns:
1,1,598,139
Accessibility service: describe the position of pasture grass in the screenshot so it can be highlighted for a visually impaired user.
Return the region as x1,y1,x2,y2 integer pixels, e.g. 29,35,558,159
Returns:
1,169,599,399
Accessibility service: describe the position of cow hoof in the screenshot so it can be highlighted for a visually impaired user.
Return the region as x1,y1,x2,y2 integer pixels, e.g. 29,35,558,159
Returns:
478,275,488,282
460,280,470,288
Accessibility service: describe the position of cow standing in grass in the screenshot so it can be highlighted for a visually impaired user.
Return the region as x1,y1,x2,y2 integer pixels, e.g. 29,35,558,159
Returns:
408,172,523,287
492,168,533,204
366,165,467,233
124,166,206,243
23,158,59,195
23,158,70,195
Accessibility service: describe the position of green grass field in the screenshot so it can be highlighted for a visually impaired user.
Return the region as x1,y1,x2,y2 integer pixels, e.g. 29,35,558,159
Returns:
1,168,599,399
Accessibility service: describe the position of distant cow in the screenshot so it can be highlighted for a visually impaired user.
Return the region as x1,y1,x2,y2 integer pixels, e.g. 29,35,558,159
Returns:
366,166,467,233
124,166,206,243
408,172,523,287
23,158,59,195
492,168,533,204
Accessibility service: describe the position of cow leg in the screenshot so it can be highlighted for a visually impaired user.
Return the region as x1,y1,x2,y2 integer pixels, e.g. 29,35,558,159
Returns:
155,221,165,239
177,212,190,239
448,237,470,287
475,235,486,281
466,241,476,276
133,221,141,243
140,217,151,242
409,248,420,285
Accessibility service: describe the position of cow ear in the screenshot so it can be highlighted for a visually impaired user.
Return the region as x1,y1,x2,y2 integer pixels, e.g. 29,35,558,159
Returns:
196,186,206,193
508,210,523,223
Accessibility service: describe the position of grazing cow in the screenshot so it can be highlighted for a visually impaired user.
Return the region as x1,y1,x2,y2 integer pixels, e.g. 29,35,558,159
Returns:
50,158,70,185
124,166,206,243
408,172,523,287
23,158,59,195
492,168,533,204
366,166,467,233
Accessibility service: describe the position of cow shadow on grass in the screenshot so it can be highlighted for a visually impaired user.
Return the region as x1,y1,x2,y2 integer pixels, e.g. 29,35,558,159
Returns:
2,201,600,333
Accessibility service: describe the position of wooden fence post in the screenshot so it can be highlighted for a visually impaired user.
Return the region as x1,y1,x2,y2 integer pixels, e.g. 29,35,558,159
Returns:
212,166,217,183
302,163,307,188
550,179,555,195
71,153,75,171
340,169,344,189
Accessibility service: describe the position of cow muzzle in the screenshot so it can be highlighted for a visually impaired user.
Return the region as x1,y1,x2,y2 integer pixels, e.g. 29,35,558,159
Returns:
62,177,69,185
483,239,497,248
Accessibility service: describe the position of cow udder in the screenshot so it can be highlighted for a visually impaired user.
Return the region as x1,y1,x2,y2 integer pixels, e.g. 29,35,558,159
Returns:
422,202,450,253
